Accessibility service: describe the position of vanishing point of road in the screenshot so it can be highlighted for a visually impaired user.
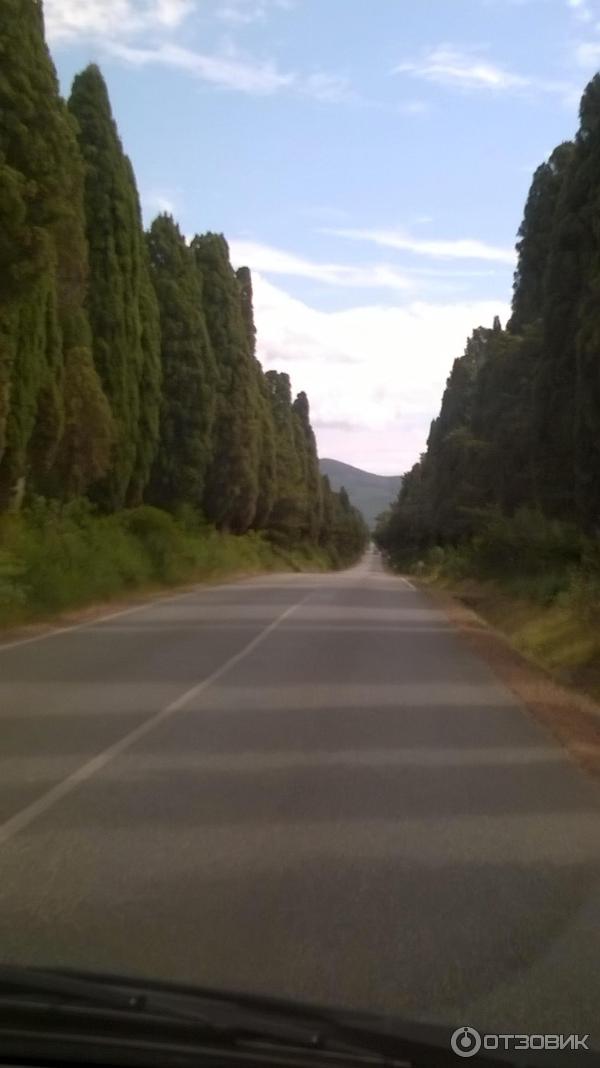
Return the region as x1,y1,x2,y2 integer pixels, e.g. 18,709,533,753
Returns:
1,551,599,1038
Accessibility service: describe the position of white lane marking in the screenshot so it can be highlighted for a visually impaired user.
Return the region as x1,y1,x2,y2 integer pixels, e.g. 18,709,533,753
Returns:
0,577,298,654
399,577,416,591
0,595,310,846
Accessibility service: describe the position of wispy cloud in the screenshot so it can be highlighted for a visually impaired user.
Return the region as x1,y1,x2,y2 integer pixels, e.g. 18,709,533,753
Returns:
47,0,355,104
323,227,516,265
108,41,295,93
229,240,414,291
216,0,294,24
107,41,358,102
44,0,193,41
394,45,578,103
396,46,528,91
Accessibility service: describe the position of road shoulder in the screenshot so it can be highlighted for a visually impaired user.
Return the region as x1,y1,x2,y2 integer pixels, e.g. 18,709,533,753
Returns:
420,581,600,779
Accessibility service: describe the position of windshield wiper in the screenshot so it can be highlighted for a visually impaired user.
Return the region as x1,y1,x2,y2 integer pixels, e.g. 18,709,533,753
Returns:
0,965,594,1068
0,965,326,1050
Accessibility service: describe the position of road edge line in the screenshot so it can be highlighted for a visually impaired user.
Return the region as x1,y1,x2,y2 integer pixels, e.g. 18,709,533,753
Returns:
0,594,311,846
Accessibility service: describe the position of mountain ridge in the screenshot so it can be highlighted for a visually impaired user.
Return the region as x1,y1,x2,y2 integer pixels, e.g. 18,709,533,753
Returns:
319,458,402,529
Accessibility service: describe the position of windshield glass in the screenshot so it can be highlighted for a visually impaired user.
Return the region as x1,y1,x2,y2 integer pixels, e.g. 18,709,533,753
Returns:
1,0,600,1062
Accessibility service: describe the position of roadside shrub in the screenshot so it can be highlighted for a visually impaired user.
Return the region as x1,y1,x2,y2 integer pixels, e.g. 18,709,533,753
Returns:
468,507,582,581
0,499,332,626
119,506,190,582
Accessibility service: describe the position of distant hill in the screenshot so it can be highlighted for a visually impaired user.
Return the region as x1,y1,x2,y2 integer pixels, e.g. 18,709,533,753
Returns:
319,458,402,529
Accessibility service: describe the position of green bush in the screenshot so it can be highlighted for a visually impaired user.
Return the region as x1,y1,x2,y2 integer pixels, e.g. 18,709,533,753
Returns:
468,507,583,580
119,506,190,583
561,547,600,622
0,499,335,626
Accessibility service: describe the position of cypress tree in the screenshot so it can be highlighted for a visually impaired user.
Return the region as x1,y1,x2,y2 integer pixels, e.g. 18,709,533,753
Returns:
509,144,574,334
68,65,161,510
236,267,276,528
292,391,322,540
534,95,592,520
0,0,111,507
192,234,261,533
264,370,304,540
146,215,216,510
569,76,600,526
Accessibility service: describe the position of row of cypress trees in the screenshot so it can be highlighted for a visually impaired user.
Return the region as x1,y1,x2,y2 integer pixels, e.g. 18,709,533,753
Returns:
377,73,600,563
0,1,367,564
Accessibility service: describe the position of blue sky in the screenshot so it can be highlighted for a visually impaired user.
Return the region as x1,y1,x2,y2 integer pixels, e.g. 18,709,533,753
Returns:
46,0,600,473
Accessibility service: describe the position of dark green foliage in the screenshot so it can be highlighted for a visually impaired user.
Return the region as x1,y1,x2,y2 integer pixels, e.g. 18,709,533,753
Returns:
192,235,261,533
69,65,161,510
0,499,325,624
0,0,111,507
52,345,114,499
292,391,322,541
320,478,368,567
570,77,600,526
236,267,277,528
509,144,574,333
147,215,216,510
264,370,304,541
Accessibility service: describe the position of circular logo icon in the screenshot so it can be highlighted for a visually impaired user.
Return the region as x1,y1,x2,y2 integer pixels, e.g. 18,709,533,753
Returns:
451,1026,482,1058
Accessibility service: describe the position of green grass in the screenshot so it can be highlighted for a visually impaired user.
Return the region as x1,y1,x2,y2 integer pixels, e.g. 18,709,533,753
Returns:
0,499,337,629
409,541,600,701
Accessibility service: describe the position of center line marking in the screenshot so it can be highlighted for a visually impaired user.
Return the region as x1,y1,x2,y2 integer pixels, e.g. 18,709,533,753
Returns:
0,594,312,847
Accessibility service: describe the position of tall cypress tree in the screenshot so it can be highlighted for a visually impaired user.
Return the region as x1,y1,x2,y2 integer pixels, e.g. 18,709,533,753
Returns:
146,215,216,510
0,0,111,507
236,267,276,529
264,370,304,540
534,114,589,519
292,391,322,540
509,144,574,334
192,235,261,532
569,76,600,526
69,65,161,510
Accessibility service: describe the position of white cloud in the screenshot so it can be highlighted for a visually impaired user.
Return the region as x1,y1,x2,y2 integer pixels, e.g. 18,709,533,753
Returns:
44,0,193,41
323,227,516,265
46,0,355,104
153,0,194,27
107,44,357,101
216,0,294,24
229,240,414,291
242,272,509,474
108,41,295,93
394,45,578,102
396,46,529,91
142,190,178,216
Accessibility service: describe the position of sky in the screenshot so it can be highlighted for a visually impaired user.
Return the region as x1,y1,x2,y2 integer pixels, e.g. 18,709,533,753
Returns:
45,0,600,474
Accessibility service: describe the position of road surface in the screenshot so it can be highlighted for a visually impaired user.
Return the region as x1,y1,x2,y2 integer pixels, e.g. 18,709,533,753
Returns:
1,551,599,1039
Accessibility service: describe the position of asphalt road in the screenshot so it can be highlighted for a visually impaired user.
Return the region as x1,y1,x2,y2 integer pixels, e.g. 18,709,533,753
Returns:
1,551,599,1040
